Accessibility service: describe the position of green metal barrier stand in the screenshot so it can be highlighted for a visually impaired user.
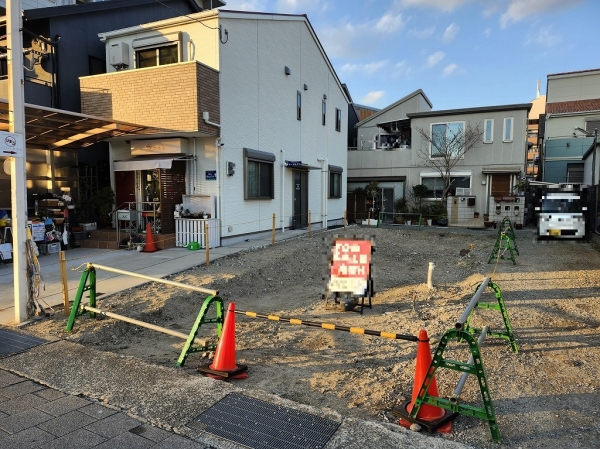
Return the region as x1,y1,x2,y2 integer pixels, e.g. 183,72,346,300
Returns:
65,263,224,368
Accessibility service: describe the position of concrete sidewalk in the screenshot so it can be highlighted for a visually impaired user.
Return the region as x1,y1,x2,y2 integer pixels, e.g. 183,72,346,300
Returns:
0,228,309,326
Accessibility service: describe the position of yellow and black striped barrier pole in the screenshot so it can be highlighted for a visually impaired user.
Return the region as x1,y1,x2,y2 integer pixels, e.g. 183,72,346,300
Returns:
234,310,418,342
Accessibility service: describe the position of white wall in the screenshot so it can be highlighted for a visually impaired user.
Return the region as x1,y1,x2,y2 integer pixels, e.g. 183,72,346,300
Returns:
547,71,600,103
218,16,348,238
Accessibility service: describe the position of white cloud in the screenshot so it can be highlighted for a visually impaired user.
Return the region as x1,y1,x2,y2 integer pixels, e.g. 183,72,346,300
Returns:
341,60,389,75
361,91,385,105
442,23,459,42
427,51,445,67
408,26,436,39
393,60,414,78
525,25,562,47
376,13,407,33
484,28,492,37
442,63,458,77
500,0,583,28
397,0,474,12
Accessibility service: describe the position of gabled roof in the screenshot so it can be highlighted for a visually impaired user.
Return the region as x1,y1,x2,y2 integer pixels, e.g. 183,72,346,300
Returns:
355,89,432,127
407,103,532,118
546,99,600,115
19,0,220,20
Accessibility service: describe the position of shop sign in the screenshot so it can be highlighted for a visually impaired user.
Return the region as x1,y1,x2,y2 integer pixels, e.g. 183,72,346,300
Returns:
205,170,217,181
0,131,24,158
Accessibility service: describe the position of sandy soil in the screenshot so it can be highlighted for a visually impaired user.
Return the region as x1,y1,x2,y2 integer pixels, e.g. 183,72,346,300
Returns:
25,225,600,449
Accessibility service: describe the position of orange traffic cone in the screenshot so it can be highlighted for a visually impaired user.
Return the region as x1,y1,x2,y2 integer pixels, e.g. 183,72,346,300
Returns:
143,222,158,252
197,302,248,380
397,329,454,433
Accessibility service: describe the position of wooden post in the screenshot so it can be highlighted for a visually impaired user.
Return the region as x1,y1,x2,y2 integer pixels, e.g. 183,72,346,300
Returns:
59,251,70,316
204,221,210,267
308,211,311,237
344,210,347,230
272,213,276,246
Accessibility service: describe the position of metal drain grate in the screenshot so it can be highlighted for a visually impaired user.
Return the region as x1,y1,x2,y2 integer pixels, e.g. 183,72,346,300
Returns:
190,393,340,449
0,328,47,356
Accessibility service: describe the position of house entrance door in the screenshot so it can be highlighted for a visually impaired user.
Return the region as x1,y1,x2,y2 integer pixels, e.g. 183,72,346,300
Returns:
292,170,308,228
115,171,136,208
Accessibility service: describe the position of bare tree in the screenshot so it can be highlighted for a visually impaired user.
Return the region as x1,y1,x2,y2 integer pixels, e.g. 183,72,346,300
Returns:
415,122,483,202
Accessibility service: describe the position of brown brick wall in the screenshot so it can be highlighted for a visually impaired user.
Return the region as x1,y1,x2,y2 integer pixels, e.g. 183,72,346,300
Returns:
80,62,220,134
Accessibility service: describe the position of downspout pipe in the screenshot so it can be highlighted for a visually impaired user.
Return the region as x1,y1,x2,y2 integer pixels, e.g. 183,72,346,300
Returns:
317,158,328,230
203,111,221,128
281,149,285,233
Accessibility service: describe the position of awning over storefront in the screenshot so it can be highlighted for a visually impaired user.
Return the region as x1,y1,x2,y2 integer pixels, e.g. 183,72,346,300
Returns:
114,154,192,171
0,100,148,150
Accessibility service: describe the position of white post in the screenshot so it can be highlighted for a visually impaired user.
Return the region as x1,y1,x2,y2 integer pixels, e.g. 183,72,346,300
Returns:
318,158,328,229
427,262,435,289
8,1,28,323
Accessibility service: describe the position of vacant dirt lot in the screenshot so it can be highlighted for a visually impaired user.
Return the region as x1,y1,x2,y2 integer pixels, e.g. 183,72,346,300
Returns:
25,225,600,448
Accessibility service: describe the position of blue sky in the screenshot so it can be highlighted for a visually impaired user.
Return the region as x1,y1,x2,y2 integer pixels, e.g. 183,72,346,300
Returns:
221,0,598,111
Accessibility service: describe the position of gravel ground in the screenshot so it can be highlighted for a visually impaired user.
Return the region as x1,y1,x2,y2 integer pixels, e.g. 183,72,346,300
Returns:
24,224,600,449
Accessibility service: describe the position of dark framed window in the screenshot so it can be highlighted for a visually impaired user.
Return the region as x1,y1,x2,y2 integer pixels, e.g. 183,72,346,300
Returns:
244,148,275,199
422,175,470,198
329,165,343,198
335,108,341,132
136,43,178,68
297,91,302,121
88,55,105,75
322,99,327,126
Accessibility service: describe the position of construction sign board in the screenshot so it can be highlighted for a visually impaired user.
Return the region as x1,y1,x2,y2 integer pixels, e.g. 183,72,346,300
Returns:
328,237,372,296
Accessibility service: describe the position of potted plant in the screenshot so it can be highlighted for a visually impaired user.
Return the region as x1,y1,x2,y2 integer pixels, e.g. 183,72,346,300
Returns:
393,197,407,224
77,186,115,228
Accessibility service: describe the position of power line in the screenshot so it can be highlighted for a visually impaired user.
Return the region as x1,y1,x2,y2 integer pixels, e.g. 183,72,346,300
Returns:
154,0,219,30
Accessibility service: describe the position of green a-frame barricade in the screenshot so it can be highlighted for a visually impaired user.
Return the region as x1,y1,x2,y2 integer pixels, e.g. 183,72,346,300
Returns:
488,217,520,265
65,263,224,368
395,280,517,443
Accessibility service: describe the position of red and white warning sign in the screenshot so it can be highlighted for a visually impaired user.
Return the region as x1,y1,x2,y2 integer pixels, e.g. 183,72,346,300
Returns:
328,238,372,295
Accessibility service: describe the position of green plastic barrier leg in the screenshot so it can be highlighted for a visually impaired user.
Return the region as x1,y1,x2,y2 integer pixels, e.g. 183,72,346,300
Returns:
65,265,96,332
176,296,224,368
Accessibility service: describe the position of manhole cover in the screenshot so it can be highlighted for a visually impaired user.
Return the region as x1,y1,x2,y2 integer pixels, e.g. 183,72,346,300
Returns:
0,328,47,356
189,393,340,449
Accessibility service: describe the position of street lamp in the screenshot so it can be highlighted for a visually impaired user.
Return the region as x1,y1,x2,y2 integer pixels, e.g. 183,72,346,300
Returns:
574,127,598,187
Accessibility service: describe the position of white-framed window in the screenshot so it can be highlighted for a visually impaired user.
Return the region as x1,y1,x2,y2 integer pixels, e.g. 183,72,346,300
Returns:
136,44,179,68
322,99,327,126
335,108,341,132
421,171,471,198
484,119,494,143
430,121,465,158
297,91,302,121
503,117,513,142
329,165,343,198
244,148,275,200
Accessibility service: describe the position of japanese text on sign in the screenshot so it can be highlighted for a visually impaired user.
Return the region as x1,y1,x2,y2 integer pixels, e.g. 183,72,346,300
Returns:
328,238,372,295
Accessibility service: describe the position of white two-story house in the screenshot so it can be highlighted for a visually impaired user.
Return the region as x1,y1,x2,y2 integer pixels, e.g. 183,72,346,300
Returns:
80,9,349,247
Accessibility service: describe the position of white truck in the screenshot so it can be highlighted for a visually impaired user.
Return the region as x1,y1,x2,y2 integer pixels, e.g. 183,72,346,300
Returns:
535,183,587,239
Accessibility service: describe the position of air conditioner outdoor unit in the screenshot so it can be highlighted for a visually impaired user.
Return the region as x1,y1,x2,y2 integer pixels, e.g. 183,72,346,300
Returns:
456,188,471,196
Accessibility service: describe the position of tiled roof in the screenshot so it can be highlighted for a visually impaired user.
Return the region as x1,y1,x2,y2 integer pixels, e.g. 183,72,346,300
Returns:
546,99,600,114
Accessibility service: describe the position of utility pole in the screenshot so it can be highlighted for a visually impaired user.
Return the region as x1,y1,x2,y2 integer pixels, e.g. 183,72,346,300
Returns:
7,0,29,323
